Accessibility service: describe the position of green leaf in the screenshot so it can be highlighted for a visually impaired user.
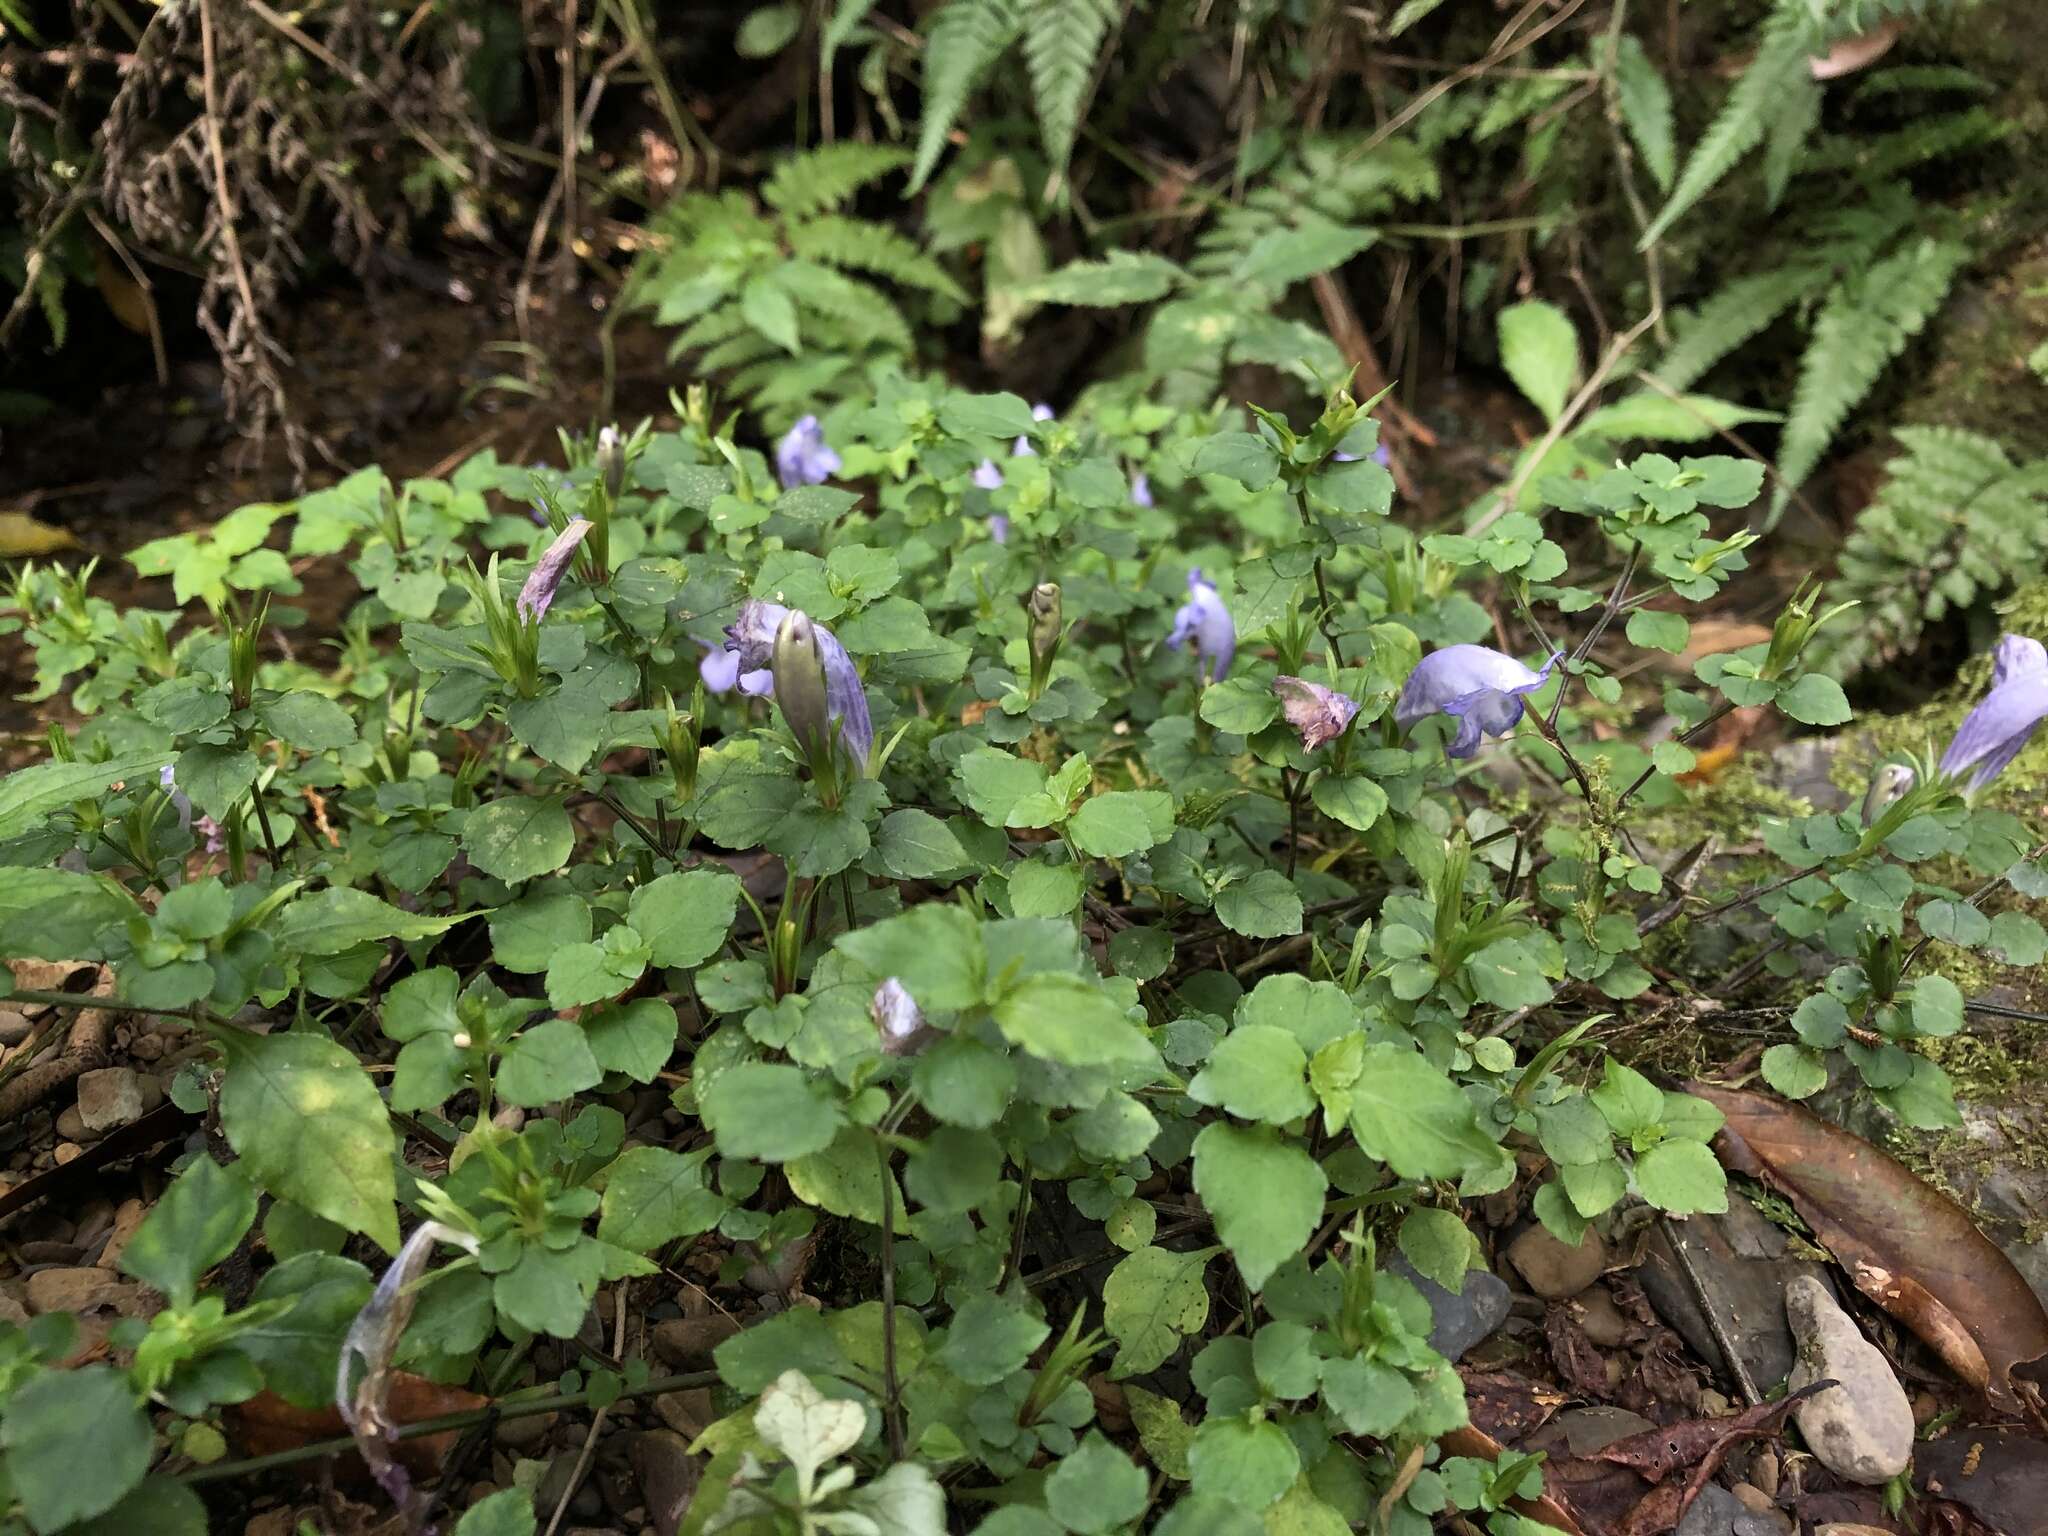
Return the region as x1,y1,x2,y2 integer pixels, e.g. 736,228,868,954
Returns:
700,1062,845,1162
0,1366,153,1529
628,868,741,969
583,998,679,1081
1498,300,1580,423
1760,1042,1827,1099
1612,34,1676,190
1022,250,1187,305
1310,775,1387,832
743,273,801,352
955,746,1054,828
836,903,986,1010
1625,609,1690,653
1023,0,1117,176
939,1293,1051,1385
271,887,478,956
1909,973,1965,1037
217,1030,399,1252
1009,857,1085,918
0,869,135,961
1590,1058,1665,1138
496,1018,605,1106
875,808,970,878
1634,1138,1728,1214
119,1156,258,1308
1776,673,1852,726
1214,870,1304,939
1989,910,2048,965
1187,1024,1313,1125
455,1489,538,1536
462,796,576,884
70,1480,209,1536
1347,1044,1505,1182
0,750,170,842
992,974,1158,1068
173,743,258,819
1189,1413,1300,1512
1191,432,1280,491
506,689,609,772
1125,1384,1198,1478
1191,1122,1326,1288
596,1145,724,1252
1069,790,1175,858
1199,677,1281,735
256,690,358,751
1046,1433,1150,1535
938,390,1040,440
1398,1207,1480,1294
1103,1244,1215,1378
1321,1355,1418,1438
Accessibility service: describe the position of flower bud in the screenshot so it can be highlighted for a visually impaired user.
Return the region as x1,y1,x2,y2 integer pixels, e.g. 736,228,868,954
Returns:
517,518,592,624
772,609,833,762
1026,581,1063,696
872,978,925,1055
1860,761,1915,827
595,425,626,504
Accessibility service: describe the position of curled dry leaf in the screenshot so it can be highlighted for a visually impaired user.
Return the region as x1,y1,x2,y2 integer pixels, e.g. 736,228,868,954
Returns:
1689,1084,2048,1417
1610,1382,1829,1536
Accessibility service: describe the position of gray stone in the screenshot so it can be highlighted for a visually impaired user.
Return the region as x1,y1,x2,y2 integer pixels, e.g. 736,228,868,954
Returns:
1675,1481,1789,1536
1573,1286,1630,1346
654,1389,717,1440
53,1105,94,1144
1384,1254,1510,1361
652,1313,743,1369
0,1009,30,1046
630,1429,700,1535
1638,1198,1830,1392
1506,1224,1607,1299
25,1267,153,1317
1557,1406,1656,1457
1785,1276,1914,1485
76,1067,147,1134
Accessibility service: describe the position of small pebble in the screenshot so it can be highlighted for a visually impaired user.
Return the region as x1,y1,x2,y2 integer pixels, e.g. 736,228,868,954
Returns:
1506,1224,1607,1300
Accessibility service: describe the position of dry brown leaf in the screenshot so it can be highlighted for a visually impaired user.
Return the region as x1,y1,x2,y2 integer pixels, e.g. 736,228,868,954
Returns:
227,1373,487,1483
1809,18,1905,80
1691,1084,2048,1416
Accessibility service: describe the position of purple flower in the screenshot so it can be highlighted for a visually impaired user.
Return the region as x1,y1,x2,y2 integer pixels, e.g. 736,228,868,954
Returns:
973,459,1005,491
1166,569,1234,683
699,645,743,694
775,415,841,490
1012,402,1055,457
989,514,1009,545
1396,644,1560,759
1939,633,2048,790
196,814,225,855
1131,473,1154,509
872,978,926,1055
1273,676,1360,751
518,518,591,623
1332,442,1393,466
715,599,872,765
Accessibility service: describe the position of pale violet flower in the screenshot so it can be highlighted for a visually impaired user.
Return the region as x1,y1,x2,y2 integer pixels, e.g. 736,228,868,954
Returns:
872,978,926,1055
775,415,841,490
1332,442,1393,467
1131,473,1154,508
1166,570,1234,683
1396,644,1560,759
713,599,872,765
1273,676,1360,751
989,514,1010,545
518,518,591,623
160,764,192,833
1939,634,2048,789
1012,401,1055,457
699,644,745,695
196,815,225,855
973,459,1005,491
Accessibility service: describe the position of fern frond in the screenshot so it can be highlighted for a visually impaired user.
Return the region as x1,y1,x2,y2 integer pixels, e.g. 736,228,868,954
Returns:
1761,76,1823,208
788,215,969,301
775,260,915,352
1019,250,1188,306
1023,0,1118,180
1640,11,1813,246
1769,236,1969,525
1647,265,1829,393
761,143,911,219
1824,426,2048,676
909,0,1024,192
1800,109,2008,181
1851,64,1995,103
1611,35,1675,192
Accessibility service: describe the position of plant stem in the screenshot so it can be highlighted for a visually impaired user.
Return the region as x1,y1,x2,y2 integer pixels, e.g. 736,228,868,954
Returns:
877,1133,906,1461
179,1370,721,1486
248,774,283,867
1294,487,1348,669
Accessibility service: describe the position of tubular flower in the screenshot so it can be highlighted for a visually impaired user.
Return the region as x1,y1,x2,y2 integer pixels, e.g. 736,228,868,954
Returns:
1166,569,1235,683
1396,644,1561,759
775,415,842,490
160,764,192,833
1131,473,1154,508
715,600,872,765
517,518,591,623
973,459,1005,491
1272,676,1360,751
1012,401,1055,457
1939,634,2048,790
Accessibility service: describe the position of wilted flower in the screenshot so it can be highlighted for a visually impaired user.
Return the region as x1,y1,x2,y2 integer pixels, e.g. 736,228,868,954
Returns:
714,599,872,765
1131,473,1154,508
1938,633,2048,790
1013,401,1055,457
775,415,841,490
872,978,925,1054
1396,644,1560,759
1166,569,1234,683
973,459,1005,491
160,764,192,833
196,815,225,855
517,518,591,623
1860,761,1916,826
1273,676,1360,751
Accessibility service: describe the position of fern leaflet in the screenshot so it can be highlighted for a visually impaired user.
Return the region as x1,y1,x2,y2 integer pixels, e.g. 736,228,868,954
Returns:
1024,0,1118,182
1769,236,1969,525
909,0,1024,192
789,216,969,301
761,143,911,219
1647,265,1829,394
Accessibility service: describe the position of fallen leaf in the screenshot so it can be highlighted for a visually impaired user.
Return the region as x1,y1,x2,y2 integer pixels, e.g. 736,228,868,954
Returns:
1690,1084,2048,1416
226,1374,487,1484
0,511,80,557
1609,1383,1828,1536
1461,1370,1568,1443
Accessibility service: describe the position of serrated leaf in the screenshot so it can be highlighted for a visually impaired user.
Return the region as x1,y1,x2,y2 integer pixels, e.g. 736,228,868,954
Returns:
1191,1122,1326,1288
1498,300,1580,423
